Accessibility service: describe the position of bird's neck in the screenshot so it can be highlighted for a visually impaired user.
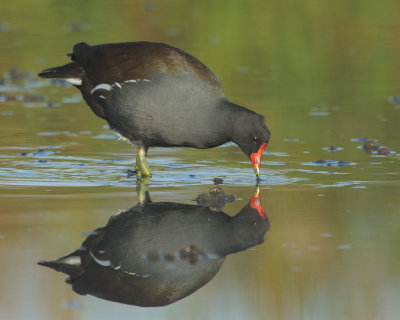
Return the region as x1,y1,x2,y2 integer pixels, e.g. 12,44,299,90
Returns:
219,100,254,145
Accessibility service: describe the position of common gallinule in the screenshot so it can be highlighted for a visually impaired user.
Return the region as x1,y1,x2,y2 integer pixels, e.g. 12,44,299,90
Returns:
38,185,269,306
39,42,271,178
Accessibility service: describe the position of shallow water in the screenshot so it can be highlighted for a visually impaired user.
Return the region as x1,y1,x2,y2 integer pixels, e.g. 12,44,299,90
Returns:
1,1,400,319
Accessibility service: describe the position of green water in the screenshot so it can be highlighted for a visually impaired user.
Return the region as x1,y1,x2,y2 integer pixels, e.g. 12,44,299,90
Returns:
0,1,400,319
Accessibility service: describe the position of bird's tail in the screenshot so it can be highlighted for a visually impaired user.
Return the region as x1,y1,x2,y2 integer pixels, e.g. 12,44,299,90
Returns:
38,254,83,278
38,62,84,86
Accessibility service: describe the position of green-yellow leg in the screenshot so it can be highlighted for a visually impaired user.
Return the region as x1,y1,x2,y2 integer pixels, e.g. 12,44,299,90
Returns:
135,147,152,179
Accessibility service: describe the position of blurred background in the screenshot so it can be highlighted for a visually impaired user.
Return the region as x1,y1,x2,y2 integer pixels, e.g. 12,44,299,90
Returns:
0,0,399,319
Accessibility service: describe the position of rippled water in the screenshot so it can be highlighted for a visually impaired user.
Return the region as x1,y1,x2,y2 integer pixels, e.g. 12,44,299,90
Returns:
1,1,400,319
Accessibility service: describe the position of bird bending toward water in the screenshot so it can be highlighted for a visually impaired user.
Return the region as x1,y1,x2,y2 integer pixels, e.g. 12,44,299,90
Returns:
39,42,270,179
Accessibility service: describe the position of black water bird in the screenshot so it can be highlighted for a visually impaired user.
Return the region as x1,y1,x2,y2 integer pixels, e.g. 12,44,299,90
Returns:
38,42,271,178
38,185,269,306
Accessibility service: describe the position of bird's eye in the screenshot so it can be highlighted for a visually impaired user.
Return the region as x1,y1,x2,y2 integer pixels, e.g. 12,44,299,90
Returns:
253,136,258,143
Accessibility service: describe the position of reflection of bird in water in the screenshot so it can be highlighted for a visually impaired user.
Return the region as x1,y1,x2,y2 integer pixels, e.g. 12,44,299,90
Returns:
39,183,269,307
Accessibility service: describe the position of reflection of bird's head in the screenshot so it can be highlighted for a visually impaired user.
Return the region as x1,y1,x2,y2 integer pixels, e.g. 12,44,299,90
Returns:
230,187,270,249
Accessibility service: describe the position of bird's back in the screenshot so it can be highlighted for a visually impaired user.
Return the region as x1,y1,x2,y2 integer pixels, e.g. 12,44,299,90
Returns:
73,41,225,97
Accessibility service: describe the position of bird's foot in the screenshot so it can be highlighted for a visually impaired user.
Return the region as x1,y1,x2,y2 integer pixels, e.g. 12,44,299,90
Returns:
135,147,152,179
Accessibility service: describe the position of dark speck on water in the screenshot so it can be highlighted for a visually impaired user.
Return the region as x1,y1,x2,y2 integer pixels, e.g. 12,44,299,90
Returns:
32,149,55,157
363,140,379,153
125,169,136,177
33,149,46,156
324,145,340,152
377,147,391,156
20,149,59,157
361,140,392,156
46,102,60,108
304,160,355,167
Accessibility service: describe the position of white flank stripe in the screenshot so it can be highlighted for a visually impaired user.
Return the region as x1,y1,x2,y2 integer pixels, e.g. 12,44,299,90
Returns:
90,83,112,95
89,250,112,267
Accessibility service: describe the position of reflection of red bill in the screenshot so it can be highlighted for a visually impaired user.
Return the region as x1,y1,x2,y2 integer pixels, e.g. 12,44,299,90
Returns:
250,142,268,176
250,193,266,219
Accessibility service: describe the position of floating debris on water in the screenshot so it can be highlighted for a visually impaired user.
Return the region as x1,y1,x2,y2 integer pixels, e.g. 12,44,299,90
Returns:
303,160,355,167
363,140,379,153
377,146,391,156
360,139,392,156
46,101,60,108
20,149,59,157
323,145,343,152
195,184,235,211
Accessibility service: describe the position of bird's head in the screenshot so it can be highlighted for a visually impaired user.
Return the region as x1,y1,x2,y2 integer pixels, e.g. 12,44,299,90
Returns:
234,112,270,179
